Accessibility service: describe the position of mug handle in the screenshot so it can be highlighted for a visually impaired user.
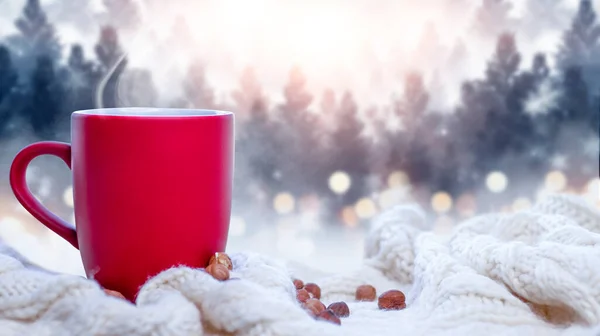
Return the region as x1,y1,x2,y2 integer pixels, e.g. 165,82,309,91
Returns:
9,141,78,249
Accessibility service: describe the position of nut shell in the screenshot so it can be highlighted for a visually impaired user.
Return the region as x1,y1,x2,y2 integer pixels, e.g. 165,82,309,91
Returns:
296,289,310,303
327,301,350,318
103,289,126,300
378,290,406,310
304,283,321,299
303,298,326,316
355,284,377,301
316,309,341,325
293,279,304,289
206,263,230,281
209,252,233,270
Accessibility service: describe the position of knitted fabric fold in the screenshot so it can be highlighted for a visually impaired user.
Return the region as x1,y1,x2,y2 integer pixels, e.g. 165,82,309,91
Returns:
0,194,599,336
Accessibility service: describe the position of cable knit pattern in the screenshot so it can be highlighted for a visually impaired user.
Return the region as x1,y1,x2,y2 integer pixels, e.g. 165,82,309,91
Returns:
0,194,600,335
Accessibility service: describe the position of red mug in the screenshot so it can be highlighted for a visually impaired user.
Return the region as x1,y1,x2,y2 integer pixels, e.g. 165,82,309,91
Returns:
9,108,234,302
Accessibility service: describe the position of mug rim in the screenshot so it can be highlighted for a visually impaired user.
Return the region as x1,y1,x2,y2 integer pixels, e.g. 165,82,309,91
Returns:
73,107,233,117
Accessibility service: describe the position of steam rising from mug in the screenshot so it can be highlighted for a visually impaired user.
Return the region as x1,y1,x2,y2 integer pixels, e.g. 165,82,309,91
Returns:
94,0,151,110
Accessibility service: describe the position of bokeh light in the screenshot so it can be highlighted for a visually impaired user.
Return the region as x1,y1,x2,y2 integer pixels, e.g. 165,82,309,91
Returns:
585,178,600,206
455,193,476,217
387,170,409,188
486,171,508,193
340,206,359,228
378,187,411,210
544,170,567,192
298,194,320,213
512,197,532,212
63,186,74,208
354,198,377,219
273,192,295,214
328,171,351,195
229,216,247,237
431,191,453,214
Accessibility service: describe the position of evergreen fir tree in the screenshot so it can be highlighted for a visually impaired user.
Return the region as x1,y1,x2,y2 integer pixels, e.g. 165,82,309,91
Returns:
239,99,280,189
560,66,591,123
25,55,64,137
95,26,125,70
400,72,432,187
558,0,600,70
384,72,431,191
277,66,323,195
482,33,537,154
329,91,369,202
521,53,557,169
0,46,19,137
485,33,521,95
184,58,215,109
531,53,550,80
402,72,429,128
553,65,597,186
318,88,337,132
8,0,61,76
557,0,600,123
0,46,18,107
281,66,313,115
66,44,99,113
232,66,266,119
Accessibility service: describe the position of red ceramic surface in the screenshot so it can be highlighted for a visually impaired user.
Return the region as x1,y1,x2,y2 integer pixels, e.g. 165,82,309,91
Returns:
10,108,234,302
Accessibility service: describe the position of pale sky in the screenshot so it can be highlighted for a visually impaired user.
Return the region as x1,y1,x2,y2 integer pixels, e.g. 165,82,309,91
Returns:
0,0,594,110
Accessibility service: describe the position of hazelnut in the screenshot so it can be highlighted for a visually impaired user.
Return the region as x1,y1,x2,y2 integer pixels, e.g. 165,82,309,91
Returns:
206,263,230,281
293,278,304,289
378,290,406,310
303,298,326,316
304,283,321,299
296,288,310,303
316,309,341,325
327,301,350,318
209,252,233,270
355,284,377,301
103,289,126,300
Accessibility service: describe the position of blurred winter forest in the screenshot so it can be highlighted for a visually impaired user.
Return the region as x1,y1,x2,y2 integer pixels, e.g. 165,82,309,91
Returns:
0,0,598,273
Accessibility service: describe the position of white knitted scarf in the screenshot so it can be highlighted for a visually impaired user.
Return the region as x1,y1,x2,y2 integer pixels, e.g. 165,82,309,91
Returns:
0,194,599,336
